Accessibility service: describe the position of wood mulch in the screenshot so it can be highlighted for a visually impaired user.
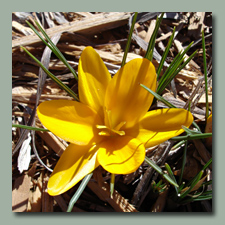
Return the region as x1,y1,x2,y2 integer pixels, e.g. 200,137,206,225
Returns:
12,12,212,212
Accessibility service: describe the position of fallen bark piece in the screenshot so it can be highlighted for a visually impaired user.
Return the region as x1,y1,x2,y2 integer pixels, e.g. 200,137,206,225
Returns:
27,172,42,212
87,181,138,212
151,188,169,212
54,195,85,212
37,129,67,157
12,174,31,212
193,139,212,170
12,12,131,48
42,173,53,212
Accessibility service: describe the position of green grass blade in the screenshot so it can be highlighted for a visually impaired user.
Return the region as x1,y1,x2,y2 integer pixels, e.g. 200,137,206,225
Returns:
121,12,138,67
157,50,197,96
157,41,194,95
26,20,51,49
181,126,202,135
171,133,212,141
34,20,78,80
186,158,212,187
110,173,115,197
171,140,186,151
144,156,179,188
156,26,176,80
173,50,198,78
165,163,178,193
12,124,49,132
21,46,79,101
145,13,164,61
179,170,204,199
67,173,93,212
140,84,175,108
26,20,78,80
178,140,188,185
202,30,209,119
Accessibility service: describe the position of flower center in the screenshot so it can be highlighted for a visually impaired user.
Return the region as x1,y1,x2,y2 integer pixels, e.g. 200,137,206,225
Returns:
96,121,126,137
96,109,126,137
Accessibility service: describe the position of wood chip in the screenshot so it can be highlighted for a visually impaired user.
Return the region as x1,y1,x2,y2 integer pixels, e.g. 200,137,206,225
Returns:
42,173,53,212
193,139,212,170
12,12,131,48
54,195,85,212
12,21,35,36
87,181,138,212
12,174,31,212
37,130,67,157
174,39,200,69
188,12,205,39
151,188,169,212
144,19,156,43
27,173,42,212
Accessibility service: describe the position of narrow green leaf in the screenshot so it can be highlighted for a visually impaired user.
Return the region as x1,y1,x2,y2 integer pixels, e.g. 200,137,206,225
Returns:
171,140,186,151
202,30,209,120
178,182,186,194
165,163,178,193
144,156,179,188
26,20,78,80
145,13,164,61
67,173,93,212
121,12,138,67
154,180,163,189
178,140,188,185
157,50,197,96
157,41,194,95
21,46,79,101
179,190,212,203
185,158,212,188
140,84,175,108
179,170,204,199
12,124,49,132
156,26,176,80
181,125,202,135
110,173,115,198
170,133,212,141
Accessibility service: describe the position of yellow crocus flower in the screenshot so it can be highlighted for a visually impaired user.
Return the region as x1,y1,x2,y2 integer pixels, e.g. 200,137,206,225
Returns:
37,47,193,195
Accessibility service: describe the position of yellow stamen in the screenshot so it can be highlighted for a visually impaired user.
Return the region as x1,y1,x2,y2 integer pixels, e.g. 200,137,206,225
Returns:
114,121,126,131
98,131,111,136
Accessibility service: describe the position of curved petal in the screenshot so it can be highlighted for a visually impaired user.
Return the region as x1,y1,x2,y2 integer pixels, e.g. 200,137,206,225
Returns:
97,136,145,174
37,100,103,146
104,58,156,129
48,143,99,195
125,108,194,148
78,46,111,119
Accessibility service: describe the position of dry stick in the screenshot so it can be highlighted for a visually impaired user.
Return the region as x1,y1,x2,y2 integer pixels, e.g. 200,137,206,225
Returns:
12,12,131,48
191,76,212,114
131,140,174,209
87,180,138,212
185,58,212,112
183,76,205,110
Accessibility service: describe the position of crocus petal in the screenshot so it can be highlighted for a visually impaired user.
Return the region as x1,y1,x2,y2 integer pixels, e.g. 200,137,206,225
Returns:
48,144,99,196
78,46,111,119
126,108,193,148
104,58,156,129
37,100,103,145
97,136,145,174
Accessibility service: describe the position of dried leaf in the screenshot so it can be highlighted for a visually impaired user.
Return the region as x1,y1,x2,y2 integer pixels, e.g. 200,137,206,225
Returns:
180,174,208,194
17,132,31,173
